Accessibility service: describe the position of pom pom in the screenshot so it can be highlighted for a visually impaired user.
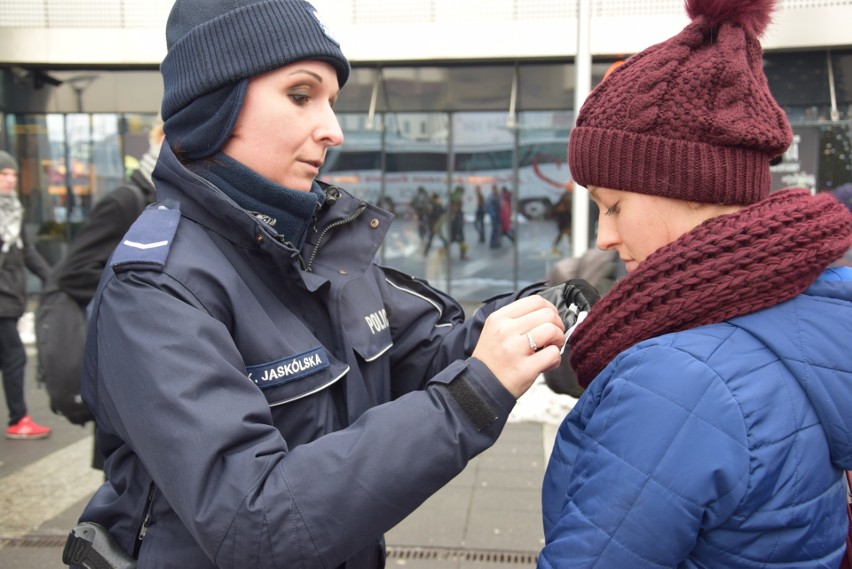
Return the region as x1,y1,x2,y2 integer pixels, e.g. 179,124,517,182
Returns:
685,0,777,37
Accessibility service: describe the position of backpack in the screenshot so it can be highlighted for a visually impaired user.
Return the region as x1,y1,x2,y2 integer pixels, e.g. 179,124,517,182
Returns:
35,182,149,426
35,287,92,425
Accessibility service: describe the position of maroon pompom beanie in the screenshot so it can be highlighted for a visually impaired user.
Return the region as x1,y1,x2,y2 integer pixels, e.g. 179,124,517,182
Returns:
569,0,792,205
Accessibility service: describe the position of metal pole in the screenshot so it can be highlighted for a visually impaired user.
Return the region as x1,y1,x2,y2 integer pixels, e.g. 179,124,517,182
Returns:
63,114,74,241
507,64,518,129
366,67,381,130
572,0,592,257
827,50,839,122
510,64,520,290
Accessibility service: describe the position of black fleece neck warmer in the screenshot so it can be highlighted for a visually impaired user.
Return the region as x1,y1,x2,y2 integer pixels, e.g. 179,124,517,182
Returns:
190,152,324,248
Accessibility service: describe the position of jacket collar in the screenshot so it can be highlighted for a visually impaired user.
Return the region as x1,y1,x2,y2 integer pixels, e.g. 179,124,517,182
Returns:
152,142,392,280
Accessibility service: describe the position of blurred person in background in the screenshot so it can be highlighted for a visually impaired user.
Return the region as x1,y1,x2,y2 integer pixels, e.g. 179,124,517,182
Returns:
0,150,52,440
448,185,470,260
36,116,163,467
551,184,572,257
474,184,486,244
486,184,502,248
499,186,516,243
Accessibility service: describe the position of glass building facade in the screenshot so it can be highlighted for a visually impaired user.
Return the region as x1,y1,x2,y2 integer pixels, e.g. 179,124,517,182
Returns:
3,50,852,304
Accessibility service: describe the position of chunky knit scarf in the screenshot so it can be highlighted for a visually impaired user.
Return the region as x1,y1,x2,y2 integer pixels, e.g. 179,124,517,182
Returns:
0,193,23,254
569,188,852,387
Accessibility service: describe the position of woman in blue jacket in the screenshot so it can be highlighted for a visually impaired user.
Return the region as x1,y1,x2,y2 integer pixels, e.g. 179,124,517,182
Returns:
539,0,852,567
68,1,592,568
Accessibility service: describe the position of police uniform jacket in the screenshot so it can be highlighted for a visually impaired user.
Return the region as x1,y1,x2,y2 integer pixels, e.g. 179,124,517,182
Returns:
78,143,528,569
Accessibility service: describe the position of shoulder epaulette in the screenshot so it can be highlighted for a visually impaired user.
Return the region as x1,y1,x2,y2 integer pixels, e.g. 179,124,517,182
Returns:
110,201,180,271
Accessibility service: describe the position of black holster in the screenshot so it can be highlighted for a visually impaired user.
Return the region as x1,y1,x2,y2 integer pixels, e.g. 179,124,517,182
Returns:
62,522,136,569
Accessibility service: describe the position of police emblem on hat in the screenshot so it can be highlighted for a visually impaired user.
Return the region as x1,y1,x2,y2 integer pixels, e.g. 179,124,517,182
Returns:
309,5,341,46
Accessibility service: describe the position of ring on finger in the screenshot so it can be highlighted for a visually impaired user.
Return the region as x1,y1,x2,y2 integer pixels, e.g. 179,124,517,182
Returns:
526,332,538,353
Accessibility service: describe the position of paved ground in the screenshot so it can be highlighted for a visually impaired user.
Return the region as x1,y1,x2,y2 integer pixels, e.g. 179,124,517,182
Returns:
0,311,574,568
384,421,559,569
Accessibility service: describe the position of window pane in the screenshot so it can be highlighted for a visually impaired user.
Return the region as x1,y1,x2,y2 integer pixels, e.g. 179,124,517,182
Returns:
448,111,518,301
319,114,383,207
386,151,447,172
6,114,68,268
65,114,92,224
384,113,450,292
771,125,820,192
818,123,852,191
830,49,852,120
518,61,617,111
380,65,514,112
122,113,159,177
519,63,574,110
444,66,513,111
334,67,380,114
90,114,124,208
382,67,450,112
765,51,831,120
516,112,572,288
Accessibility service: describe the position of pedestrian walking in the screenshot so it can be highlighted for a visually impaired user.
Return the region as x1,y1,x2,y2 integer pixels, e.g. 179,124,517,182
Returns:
411,185,431,241
539,0,852,567
486,185,502,248
448,185,469,260
0,150,52,440
474,185,486,244
500,187,516,243
551,185,572,257
422,191,448,256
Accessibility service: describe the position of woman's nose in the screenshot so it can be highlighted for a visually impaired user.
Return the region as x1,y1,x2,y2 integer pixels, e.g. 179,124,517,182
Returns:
595,215,618,251
318,106,344,147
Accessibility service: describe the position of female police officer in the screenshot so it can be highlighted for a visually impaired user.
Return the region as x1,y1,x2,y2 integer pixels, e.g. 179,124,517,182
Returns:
71,1,582,567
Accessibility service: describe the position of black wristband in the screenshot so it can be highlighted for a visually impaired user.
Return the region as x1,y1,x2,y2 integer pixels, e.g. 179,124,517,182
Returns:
446,372,499,432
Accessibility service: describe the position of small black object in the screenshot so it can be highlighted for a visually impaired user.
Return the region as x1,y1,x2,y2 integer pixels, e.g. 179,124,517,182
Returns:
62,522,136,569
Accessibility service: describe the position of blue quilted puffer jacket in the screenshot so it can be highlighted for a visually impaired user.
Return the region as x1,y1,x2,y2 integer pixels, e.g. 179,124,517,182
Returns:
540,266,852,569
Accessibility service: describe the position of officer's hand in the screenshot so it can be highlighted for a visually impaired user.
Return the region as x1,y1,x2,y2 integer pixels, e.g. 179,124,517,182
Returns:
472,295,565,399
537,279,600,337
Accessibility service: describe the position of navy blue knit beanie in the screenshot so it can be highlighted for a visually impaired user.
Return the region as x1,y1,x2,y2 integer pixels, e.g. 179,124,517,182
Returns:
161,0,350,159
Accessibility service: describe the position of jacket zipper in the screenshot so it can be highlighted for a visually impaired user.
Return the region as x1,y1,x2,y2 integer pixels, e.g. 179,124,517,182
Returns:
133,482,157,558
182,166,313,267
304,200,367,272
176,172,366,274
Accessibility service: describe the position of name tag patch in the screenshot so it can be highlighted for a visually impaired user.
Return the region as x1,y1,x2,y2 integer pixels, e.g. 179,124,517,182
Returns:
247,348,330,389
